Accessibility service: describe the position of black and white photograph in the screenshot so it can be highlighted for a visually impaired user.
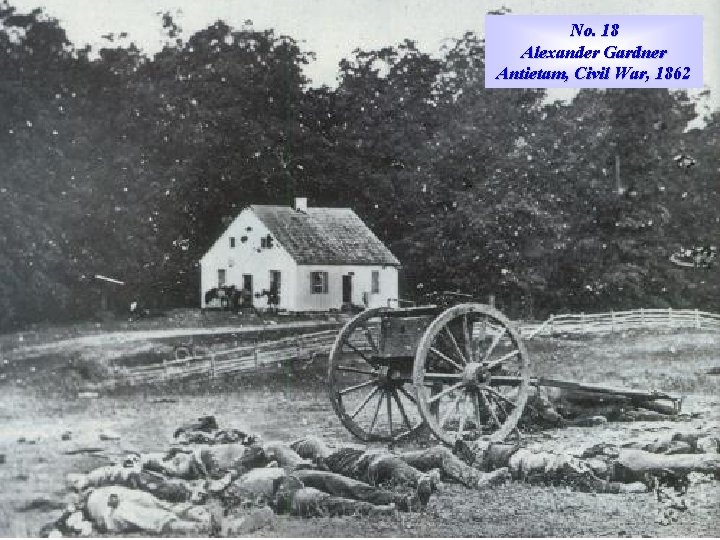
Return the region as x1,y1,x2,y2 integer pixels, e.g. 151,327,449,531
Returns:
0,0,718,537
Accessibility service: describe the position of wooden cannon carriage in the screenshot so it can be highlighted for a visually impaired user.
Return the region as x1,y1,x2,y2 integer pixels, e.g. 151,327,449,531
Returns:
327,302,683,447
327,303,531,446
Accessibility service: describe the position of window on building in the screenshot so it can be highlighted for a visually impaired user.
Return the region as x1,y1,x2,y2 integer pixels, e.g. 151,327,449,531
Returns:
229,237,236,248
260,235,274,249
371,270,380,294
310,271,328,294
269,270,281,293
217,269,226,287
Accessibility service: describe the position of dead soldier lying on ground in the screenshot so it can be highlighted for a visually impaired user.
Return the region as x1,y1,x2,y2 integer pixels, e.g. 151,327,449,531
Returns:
522,383,684,428
49,412,719,536
144,415,491,493
459,429,720,493
460,430,720,526
51,417,491,535
453,385,718,495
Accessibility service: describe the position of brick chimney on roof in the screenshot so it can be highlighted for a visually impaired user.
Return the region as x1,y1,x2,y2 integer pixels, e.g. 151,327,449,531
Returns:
294,197,308,213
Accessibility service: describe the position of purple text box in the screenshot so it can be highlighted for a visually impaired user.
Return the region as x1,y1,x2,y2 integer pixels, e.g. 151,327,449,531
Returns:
485,15,703,88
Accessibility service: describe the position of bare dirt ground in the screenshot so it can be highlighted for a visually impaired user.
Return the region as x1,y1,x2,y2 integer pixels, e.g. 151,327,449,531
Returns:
1,324,719,537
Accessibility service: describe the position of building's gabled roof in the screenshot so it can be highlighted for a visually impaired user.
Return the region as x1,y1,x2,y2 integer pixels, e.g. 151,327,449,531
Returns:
250,205,400,266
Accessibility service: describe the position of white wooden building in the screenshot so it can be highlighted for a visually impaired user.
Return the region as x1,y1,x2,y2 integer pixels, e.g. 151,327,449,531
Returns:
199,198,400,311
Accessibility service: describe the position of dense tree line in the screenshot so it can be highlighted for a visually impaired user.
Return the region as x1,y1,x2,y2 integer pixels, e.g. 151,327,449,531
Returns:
0,3,718,329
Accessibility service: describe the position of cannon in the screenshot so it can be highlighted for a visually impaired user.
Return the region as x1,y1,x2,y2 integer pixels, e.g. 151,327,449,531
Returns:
327,303,531,446
327,301,683,447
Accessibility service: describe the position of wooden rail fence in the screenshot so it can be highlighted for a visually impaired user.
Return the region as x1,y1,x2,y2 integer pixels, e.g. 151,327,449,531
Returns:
107,329,341,386
104,308,719,386
522,308,720,339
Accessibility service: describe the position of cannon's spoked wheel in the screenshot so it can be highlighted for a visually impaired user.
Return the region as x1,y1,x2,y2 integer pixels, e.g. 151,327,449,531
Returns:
413,304,531,446
328,308,424,442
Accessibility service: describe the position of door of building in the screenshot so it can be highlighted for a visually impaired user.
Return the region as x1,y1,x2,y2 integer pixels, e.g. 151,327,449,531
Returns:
342,274,352,304
269,270,281,307
242,274,253,306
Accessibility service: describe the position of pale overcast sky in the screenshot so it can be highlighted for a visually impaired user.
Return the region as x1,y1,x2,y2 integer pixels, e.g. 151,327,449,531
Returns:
12,0,720,118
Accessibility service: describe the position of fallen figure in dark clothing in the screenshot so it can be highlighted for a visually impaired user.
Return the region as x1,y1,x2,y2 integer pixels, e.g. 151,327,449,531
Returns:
519,382,684,429
45,415,719,536
51,418,483,535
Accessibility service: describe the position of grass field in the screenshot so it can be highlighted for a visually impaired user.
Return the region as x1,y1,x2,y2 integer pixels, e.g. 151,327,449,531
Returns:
1,320,718,537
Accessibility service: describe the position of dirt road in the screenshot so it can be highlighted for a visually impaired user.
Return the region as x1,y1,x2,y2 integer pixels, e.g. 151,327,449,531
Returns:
7,320,342,360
